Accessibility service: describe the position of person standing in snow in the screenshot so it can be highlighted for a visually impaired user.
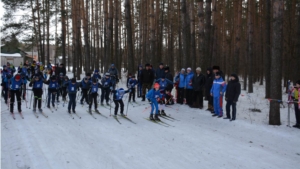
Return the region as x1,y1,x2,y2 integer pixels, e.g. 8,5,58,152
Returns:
155,76,173,116
146,83,163,121
65,78,80,114
137,65,143,98
111,87,130,116
108,64,119,89
191,67,205,109
128,75,138,102
44,75,59,108
185,67,194,106
29,74,44,112
140,63,155,101
205,68,214,112
224,74,241,121
175,68,186,104
9,74,24,114
291,80,300,128
92,69,101,82
100,73,113,105
155,63,165,80
210,72,227,118
88,78,102,113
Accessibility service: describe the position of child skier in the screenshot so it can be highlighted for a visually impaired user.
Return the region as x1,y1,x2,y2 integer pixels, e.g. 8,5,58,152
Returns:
224,74,241,121
210,72,227,118
44,75,59,108
57,73,65,102
29,74,44,112
155,76,173,116
146,83,163,121
100,73,113,105
66,78,80,114
128,75,138,102
9,74,24,114
111,87,130,116
61,76,69,101
79,73,92,105
291,80,300,128
88,78,101,113
92,69,102,82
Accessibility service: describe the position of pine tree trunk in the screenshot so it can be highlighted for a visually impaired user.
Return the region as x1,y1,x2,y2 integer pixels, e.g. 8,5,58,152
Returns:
125,0,135,75
190,0,196,69
61,0,67,65
264,0,271,98
294,0,300,82
181,0,190,68
204,0,212,68
233,0,242,74
197,0,204,70
150,0,155,63
269,0,283,125
247,0,254,93
115,0,120,73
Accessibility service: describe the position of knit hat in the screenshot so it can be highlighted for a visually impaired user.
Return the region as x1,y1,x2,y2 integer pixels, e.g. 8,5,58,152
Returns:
119,88,124,90
215,72,221,76
181,68,185,72
187,67,192,71
94,69,99,73
145,63,150,67
86,73,91,77
159,63,164,66
111,64,115,67
51,75,56,80
92,78,97,83
105,72,110,76
15,74,21,80
164,66,170,71
196,67,201,71
71,78,76,83
132,75,136,78
296,80,300,85
154,83,160,88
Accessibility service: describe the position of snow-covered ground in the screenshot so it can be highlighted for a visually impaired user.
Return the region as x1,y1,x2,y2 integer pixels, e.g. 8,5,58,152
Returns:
1,72,300,169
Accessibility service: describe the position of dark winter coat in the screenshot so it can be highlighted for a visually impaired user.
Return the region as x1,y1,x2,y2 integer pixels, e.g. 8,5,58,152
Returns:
140,69,154,84
205,68,214,99
60,66,67,76
156,68,166,79
192,73,206,91
225,74,241,102
165,71,173,91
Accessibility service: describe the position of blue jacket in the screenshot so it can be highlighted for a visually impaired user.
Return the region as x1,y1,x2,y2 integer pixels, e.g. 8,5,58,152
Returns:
80,79,92,89
89,83,101,94
67,82,79,94
155,78,173,91
185,72,194,89
101,78,112,88
128,79,138,89
210,77,227,97
175,73,186,88
92,74,101,81
146,88,162,102
10,78,23,90
32,79,43,89
112,89,129,100
1,70,9,82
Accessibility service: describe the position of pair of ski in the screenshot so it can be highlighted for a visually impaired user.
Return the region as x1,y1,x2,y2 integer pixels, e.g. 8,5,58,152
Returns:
33,110,48,118
11,112,24,120
86,109,108,119
114,114,136,124
144,117,174,127
68,111,82,119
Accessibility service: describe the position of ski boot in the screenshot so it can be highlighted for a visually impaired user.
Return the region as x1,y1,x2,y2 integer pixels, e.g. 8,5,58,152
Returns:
157,110,161,116
106,102,110,106
149,114,154,121
52,103,55,108
101,102,104,106
33,108,37,112
38,108,43,112
161,110,166,116
154,114,161,121
72,109,76,113
47,105,50,109
68,109,71,114
80,101,84,105
88,108,92,114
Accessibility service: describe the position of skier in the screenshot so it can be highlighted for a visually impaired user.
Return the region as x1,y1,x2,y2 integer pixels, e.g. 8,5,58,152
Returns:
291,80,300,128
57,73,65,102
108,64,119,89
61,76,69,101
164,66,173,93
29,74,44,112
224,73,241,121
175,68,186,104
146,83,163,121
100,73,112,105
9,74,24,114
210,72,227,118
191,67,205,109
44,75,59,108
205,68,214,112
79,73,92,105
20,72,28,100
155,76,173,116
1,65,11,104
65,78,80,114
92,69,101,82
128,75,138,102
88,78,101,113
111,87,130,116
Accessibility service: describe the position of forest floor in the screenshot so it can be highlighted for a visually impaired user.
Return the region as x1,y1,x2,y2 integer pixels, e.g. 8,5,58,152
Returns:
1,72,299,169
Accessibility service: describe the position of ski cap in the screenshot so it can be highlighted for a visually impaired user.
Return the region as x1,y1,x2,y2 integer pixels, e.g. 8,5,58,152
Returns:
94,69,99,73
105,73,110,76
154,83,160,88
119,88,124,90
15,74,21,80
71,78,76,83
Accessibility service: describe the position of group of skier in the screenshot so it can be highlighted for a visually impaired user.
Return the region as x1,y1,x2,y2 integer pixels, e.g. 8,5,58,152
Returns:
2,60,300,128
